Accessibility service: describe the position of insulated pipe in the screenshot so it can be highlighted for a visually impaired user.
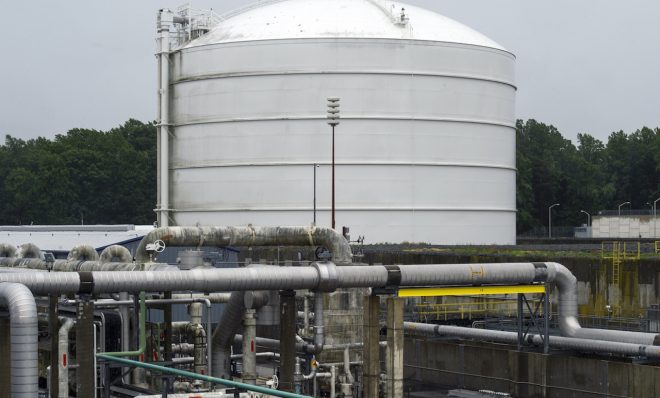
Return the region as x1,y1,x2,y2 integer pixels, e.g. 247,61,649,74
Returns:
157,9,172,228
58,318,75,398
0,282,38,397
118,292,130,382
3,262,660,346
405,322,660,359
548,262,660,345
343,347,355,384
66,245,99,262
0,268,45,273
242,309,257,385
330,365,336,398
172,292,232,303
99,245,132,264
310,293,325,353
303,296,310,336
0,258,177,272
134,226,352,264
189,323,208,376
212,291,247,378
209,289,268,379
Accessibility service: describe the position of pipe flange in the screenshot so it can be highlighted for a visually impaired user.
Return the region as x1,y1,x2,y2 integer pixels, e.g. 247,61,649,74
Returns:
313,261,338,292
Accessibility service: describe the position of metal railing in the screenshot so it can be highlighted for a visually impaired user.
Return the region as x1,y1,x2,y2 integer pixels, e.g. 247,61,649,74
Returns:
412,298,542,322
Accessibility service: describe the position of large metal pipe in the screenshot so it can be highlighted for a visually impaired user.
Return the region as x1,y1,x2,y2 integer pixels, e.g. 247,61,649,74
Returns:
2,262,660,346
210,289,270,378
0,257,177,272
157,9,172,228
58,318,75,398
549,262,660,345
212,291,246,378
134,226,352,264
241,309,257,385
405,322,660,359
311,293,325,353
0,282,38,397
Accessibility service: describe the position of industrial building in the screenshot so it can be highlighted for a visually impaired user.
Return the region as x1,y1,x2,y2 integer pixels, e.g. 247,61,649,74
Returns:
1,1,660,398
592,213,660,239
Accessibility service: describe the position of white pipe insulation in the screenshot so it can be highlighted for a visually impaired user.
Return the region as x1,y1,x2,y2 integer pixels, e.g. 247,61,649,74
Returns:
134,226,353,264
58,318,75,398
1,261,659,347
405,322,660,359
0,282,38,398
157,9,173,228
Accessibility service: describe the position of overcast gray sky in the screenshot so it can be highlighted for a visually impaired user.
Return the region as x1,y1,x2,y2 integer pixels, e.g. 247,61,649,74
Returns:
1,1,658,144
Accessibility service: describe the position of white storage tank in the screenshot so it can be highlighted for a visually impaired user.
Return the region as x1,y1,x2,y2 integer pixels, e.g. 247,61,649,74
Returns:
157,0,516,244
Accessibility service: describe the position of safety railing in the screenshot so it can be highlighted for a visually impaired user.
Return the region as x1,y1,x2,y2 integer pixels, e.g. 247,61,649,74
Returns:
413,298,542,322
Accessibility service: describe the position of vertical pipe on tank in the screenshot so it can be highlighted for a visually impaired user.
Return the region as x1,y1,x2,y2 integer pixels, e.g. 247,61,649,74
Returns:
155,32,162,227
157,10,172,227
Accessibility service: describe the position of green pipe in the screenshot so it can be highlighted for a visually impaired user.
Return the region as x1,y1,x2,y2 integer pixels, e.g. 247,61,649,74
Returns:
96,353,311,398
100,292,146,358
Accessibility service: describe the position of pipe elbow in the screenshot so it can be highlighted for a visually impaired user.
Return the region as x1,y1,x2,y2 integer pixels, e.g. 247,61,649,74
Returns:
548,262,577,290
99,245,132,264
310,226,352,265
546,262,581,337
68,245,99,262
305,342,324,355
19,243,42,259
0,244,17,259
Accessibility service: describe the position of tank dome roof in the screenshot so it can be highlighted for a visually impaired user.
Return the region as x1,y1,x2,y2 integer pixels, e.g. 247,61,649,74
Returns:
185,0,506,51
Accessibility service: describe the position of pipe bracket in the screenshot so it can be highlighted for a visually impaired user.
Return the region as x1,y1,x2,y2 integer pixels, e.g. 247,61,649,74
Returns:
313,261,338,292
532,263,549,283
78,272,95,294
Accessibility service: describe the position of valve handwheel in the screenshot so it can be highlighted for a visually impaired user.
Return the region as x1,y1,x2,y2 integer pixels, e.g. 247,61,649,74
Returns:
153,240,166,253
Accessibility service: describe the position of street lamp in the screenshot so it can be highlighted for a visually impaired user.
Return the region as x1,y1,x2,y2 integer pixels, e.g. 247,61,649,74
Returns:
327,97,340,230
654,197,660,238
548,203,560,238
618,201,631,216
313,164,320,225
580,210,591,226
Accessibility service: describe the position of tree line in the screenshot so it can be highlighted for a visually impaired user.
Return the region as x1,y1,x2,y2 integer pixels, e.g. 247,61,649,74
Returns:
517,120,660,235
0,119,156,225
0,118,658,235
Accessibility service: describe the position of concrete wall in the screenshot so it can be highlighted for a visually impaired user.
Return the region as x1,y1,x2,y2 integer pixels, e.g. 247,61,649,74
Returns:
593,216,659,238
405,337,660,397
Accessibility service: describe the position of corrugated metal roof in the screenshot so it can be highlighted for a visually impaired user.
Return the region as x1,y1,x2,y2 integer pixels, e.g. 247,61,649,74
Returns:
0,225,153,251
185,0,505,50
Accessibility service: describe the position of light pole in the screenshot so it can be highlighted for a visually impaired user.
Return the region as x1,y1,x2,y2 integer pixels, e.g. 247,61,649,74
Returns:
548,203,560,238
654,197,660,238
313,164,319,225
580,210,591,226
327,97,340,230
618,201,631,216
